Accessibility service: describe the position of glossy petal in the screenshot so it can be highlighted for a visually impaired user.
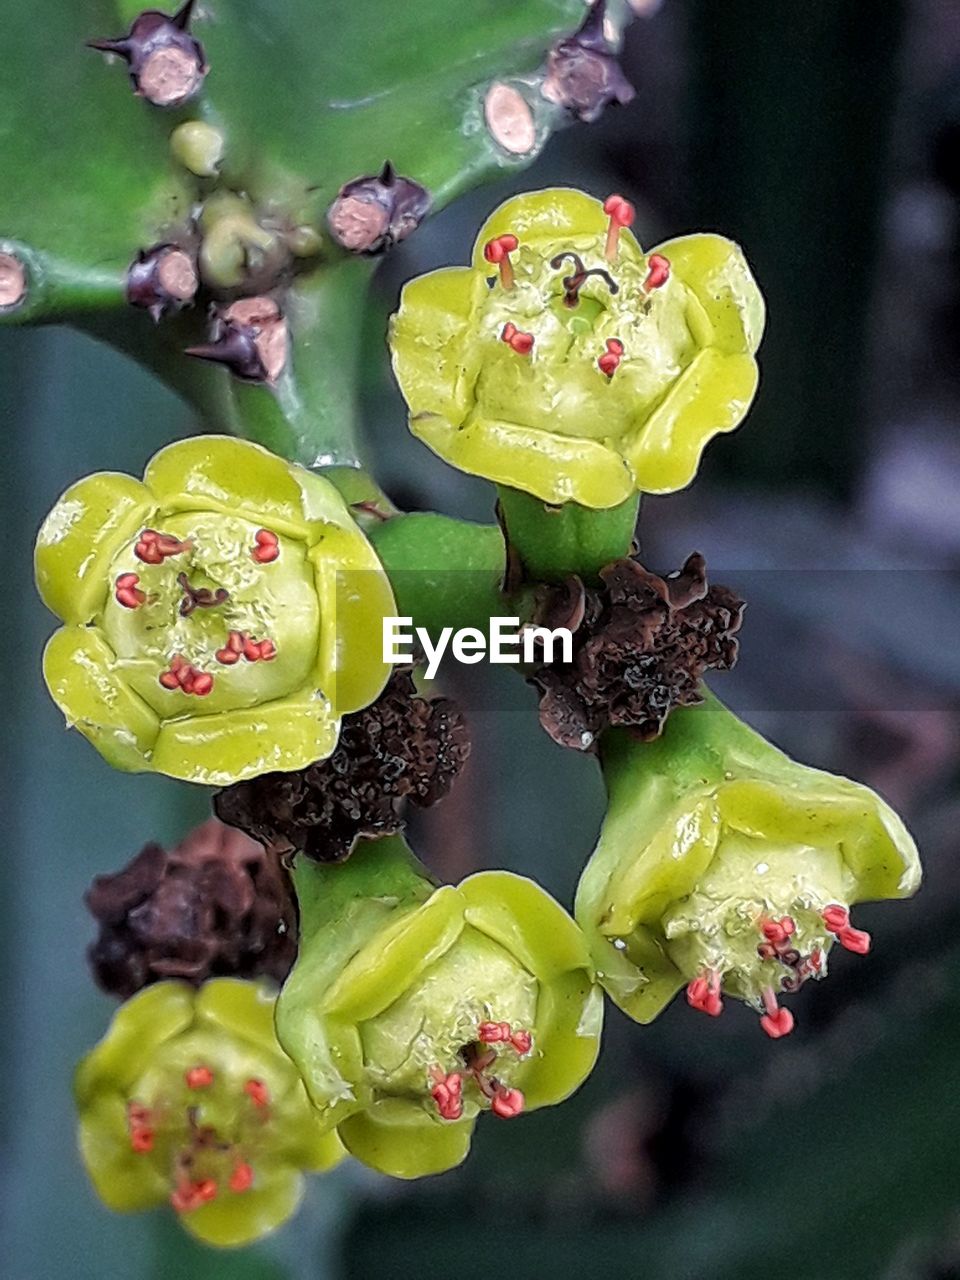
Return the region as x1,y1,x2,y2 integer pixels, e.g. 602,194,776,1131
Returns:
624,348,760,495
78,1093,168,1213
143,436,350,539
338,1097,474,1179
35,472,154,624
471,187,643,265
390,267,488,422
194,977,283,1056
42,626,160,773
653,233,766,356
460,871,592,983
151,689,339,785
181,1166,305,1249
521,972,603,1109
412,411,635,509
310,525,395,716
74,983,194,1104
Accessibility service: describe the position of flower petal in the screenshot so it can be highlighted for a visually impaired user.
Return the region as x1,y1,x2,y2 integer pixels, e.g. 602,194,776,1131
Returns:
320,886,466,1022
74,983,194,1104
390,266,488,424
150,690,339,785
193,978,282,1057
460,871,591,983
471,188,642,267
43,626,160,773
624,348,759,495
653,233,766,356
310,526,396,717
337,1098,474,1179
77,1093,168,1213
35,472,155,624
143,436,349,539
411,411,635,509
521,971,603,1110
180,1166,305,1249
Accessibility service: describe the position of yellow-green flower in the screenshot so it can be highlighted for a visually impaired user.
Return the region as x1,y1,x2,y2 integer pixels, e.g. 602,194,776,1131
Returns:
276,837,603,1179
576,695,921,1036
75,979,344,1248
389,188,764,508
35,436,395,784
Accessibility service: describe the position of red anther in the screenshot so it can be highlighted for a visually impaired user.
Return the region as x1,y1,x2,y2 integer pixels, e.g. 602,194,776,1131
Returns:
215,644,240,665
757,942,777,961
244,1079,270,1109
643,253,671,292
484,234,518,288
115,572,146,609
195,1179,218,1204
808,948,824,973
759,1007,795,1040
229,1163,254,1194
603,194,635,227
127,1102,151,1125
837,925,871,956
185,1065,214,1090
190,672,214,696
822,904,850,932
686,974,723,1017
134,528,189,563
243,636,262,662
258,638,277,661
430,1070,463,1121
500,321,517,344
598,350,620,377
510,1029,533,1055
228,630,245,653
171,1185,199,1214
252,528,280,564
129,1126,154,1153
491,1086,525,1119
478,1021,510,1044
508,328,534,355
606,338,624,356
159,670,181,690
761,916,796,946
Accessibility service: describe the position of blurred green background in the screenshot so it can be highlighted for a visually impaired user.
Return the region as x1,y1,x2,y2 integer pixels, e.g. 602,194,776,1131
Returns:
4,2,960,1277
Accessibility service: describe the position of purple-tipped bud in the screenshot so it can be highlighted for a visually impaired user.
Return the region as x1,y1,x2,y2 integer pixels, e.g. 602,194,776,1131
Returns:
327,162,431,255
542,0,635,124
88,2,207,108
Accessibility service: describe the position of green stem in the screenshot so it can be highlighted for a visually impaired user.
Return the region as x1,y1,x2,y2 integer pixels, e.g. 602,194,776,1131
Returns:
496,486,640,583
369,511,535,637
292,834,433,940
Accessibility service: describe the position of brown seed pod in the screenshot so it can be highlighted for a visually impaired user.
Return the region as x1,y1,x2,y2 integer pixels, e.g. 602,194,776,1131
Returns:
327,162,431,255
88,1,208,108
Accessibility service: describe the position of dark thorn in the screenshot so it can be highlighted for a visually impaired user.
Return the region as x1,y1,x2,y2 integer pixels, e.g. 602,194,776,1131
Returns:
87,37,131,58
185,326,268,383
575,0,608,52
379,160,396,185
173,0,198,30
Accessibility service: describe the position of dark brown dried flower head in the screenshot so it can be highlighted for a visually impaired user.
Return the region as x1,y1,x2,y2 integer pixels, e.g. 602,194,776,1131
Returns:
531,553,744,750
86,819,297,999
88,1,208,109
327,162,432,255
214,667,470,862
542,0,636,124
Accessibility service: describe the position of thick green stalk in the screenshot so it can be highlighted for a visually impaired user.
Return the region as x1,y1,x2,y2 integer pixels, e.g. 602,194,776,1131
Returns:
496,485,640,583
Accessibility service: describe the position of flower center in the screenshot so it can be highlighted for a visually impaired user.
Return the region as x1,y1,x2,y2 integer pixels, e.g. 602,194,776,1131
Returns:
101,512,320,718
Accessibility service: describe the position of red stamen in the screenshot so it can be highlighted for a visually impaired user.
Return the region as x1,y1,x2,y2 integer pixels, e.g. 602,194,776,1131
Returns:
244,1079,270,1109
478,1021,510,1044
761,916,796,946
643,253,671,293
195,1179,218,1203
114,572,146,609
822,904,850,932
483,233,518,289
603,194,635,262
159,658,213,696
159,670,181,690
430,1069,463,1121
229,1163,254,1194
510,1029,532,1055
598,336,625,378
499,323,534,355
134,529,190,564
185,1065,214,1090
243,636,261,662
490,1086,525,1119
837,925,871,955
251,529,280,564
190,672,214,696
686,972,723,1017
258,638,277,661
129,1126,154,1153
759,1006,795,1040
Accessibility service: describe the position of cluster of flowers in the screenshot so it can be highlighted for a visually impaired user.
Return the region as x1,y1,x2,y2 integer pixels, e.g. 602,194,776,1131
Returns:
34,189,920,1248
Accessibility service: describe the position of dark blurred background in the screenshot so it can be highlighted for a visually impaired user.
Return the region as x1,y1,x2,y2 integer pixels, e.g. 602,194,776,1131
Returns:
3,1,960,1277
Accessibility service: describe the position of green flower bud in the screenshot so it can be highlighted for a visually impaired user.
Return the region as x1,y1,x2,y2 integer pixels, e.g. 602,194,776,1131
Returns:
35,436,395,784
389,188,764,509
170,120,225,178
276,837,603,1178
575,695,921,1037
74,979,344,1248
